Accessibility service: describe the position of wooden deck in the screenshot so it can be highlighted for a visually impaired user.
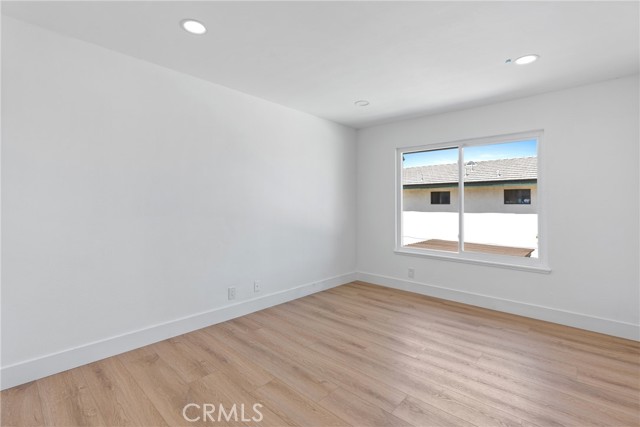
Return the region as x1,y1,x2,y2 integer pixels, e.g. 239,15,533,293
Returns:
407,239,535,257
2,282,638,426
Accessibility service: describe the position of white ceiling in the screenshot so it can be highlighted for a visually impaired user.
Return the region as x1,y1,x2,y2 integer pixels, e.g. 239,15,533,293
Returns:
3,1,639,128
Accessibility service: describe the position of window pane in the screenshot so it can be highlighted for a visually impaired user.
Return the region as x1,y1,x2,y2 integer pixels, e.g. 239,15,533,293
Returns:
431,191,451,205
402,148,459,252
504,189,531,204
463,140,538,258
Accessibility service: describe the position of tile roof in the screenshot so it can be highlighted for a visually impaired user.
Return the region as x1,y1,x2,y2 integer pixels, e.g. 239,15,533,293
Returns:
403,157,537,185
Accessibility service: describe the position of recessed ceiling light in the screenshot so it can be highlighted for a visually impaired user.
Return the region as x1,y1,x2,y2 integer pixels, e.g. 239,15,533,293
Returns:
354,100,370,107
514,54,539,65
181,19,207,35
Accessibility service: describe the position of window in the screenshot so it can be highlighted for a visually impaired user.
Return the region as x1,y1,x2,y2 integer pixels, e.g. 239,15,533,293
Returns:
431,191,450,205
396,131,548,272
504,189,531,205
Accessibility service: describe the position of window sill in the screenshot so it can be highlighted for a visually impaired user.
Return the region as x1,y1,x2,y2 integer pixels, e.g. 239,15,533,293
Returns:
394,247,551,274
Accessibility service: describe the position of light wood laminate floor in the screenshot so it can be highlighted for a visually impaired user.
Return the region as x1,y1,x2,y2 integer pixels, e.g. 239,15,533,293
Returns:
2,282,639,426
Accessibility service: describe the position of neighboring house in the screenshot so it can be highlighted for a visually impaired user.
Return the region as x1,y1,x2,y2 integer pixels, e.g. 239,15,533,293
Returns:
403,157,537,213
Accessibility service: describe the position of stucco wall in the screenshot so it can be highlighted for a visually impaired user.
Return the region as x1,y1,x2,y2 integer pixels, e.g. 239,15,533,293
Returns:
404,183,537,213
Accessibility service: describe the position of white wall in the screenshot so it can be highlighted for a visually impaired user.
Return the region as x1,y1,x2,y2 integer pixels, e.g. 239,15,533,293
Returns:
2,15,638,391
1,17,356,387
357,75,640,339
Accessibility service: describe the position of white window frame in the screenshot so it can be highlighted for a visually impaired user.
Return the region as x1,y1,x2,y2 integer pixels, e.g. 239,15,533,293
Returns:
395,130,550,273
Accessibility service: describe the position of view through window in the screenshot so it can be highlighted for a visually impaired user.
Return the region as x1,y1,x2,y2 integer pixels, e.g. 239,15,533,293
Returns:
401,137,539,260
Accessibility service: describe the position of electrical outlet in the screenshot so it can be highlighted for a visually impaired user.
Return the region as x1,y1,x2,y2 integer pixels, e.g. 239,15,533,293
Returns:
254,280,261,293
228,287,236,300
408,268,415,279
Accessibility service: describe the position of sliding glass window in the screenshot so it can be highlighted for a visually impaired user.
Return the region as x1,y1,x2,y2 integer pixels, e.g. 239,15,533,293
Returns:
397,131,548,272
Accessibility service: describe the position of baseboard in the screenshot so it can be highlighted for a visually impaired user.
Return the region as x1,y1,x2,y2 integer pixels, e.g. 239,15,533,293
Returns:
4,270,636,390
0,272,357,390
357,272,640,341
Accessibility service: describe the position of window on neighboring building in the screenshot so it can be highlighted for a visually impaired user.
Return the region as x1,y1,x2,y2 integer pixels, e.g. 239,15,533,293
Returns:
397,131,548,272
504,189,531,205
431,191,450,205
